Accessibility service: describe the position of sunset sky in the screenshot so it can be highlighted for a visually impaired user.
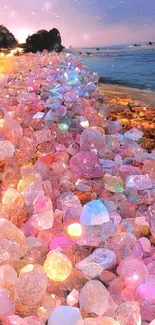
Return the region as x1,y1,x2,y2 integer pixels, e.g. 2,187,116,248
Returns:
0,0,155,47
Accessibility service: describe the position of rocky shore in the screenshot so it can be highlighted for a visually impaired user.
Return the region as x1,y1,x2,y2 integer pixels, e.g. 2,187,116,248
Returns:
0,52,154,325
100,83,155,151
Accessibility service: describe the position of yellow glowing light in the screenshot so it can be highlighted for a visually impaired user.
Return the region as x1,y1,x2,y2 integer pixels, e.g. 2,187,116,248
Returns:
7,47,23,57
44,251,72,282
67,223,82,238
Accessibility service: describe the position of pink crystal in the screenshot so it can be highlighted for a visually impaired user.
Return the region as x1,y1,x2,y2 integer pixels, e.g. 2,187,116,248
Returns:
80,127,105,154
0,288,15,316
125,175,152,190
0,265,17,288
136,283,155,301
76,248,116,276
69,151,102,178
0,50,154,324
0,140,15,161
79,280,109,316
16,264,48,305
116,301,141,325
66,288,79,306
117,256,148,287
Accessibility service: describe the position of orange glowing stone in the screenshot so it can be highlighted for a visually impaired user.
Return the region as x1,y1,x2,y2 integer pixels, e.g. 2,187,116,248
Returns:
67,223,82,238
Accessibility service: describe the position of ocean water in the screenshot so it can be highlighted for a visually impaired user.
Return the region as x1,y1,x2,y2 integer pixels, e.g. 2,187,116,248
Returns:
77,44,155,90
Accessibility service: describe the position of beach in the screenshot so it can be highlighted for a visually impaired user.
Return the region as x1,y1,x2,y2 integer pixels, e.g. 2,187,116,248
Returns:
0,51,154,324
99,83,155,106
99,83,155,151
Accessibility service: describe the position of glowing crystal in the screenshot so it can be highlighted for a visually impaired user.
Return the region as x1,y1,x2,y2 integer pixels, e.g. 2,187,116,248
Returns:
48,306,82,325
44,250,72,282
80,200,109,226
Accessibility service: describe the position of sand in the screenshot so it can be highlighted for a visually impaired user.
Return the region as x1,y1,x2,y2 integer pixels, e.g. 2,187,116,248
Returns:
99,83,155,106
99,83,155,151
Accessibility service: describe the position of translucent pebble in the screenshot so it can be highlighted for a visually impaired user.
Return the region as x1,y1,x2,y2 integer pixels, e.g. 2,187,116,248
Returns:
0,140,14,161
17,175,42,192
77,225,103,247
125,175,152,190
34,127,51,144
0,265,17,288
136,283,155,301
2,188,24,209
57,191,82,219
5,115,23,143
27,209,54,231
116,301,141,325
0,219,26,263
124,128,144,141
0,288,15,316
79,280,109,316
16,264,47,305
25,236,43,249
80,127,105,153
48,306,82,325
117,256,148,287
77,261,102,279
0,239,23,264
138,237,151,253
80,200,110,226
104,174,124,193
66,288,79,306
76,248,116,276
44,250,72,282
33,112,45,119
69,151,102,178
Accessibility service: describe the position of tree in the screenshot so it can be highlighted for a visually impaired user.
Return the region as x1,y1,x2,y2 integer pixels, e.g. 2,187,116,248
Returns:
0,25,17,48
37,30,49,50
25,27,64,53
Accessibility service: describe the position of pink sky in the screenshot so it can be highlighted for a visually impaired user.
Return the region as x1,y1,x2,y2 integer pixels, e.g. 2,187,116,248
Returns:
0,0,155,47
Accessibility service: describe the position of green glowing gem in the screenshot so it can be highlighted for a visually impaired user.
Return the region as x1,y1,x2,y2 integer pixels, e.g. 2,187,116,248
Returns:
58,116,71,132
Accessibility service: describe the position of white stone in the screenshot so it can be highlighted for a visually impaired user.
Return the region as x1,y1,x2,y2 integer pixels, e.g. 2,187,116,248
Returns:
80,200,109,226
48,306,82,325
79,280,109,316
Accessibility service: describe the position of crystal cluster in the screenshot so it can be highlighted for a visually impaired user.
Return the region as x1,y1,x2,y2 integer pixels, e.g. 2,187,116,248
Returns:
0,51,154,325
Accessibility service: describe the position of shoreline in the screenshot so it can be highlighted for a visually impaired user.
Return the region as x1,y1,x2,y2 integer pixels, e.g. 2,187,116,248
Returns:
99,83,155,106
99,83,155,152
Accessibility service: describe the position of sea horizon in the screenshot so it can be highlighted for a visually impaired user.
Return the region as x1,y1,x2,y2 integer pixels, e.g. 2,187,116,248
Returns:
66,43,155,91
